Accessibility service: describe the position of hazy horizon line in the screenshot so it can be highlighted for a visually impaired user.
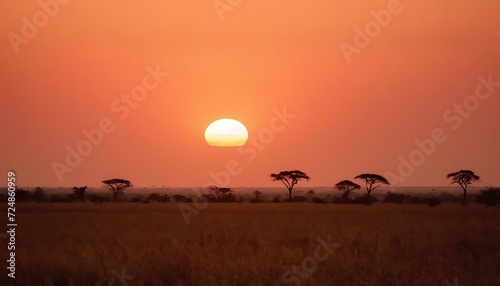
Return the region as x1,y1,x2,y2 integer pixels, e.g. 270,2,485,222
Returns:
2,185,497,189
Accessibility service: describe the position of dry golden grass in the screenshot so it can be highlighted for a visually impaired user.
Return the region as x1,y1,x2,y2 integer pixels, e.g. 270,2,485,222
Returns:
1,203,499,285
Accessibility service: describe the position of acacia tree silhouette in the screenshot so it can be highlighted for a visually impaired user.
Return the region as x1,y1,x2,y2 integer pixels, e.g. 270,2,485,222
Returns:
206,185,233,202
206,185,222,200
354,173,390,198
335,180,360,201
270,170,310,203
447,170,480,205
102,179,132,202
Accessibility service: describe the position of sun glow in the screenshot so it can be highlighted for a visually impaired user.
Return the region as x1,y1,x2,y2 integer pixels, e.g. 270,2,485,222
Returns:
205,119,248,147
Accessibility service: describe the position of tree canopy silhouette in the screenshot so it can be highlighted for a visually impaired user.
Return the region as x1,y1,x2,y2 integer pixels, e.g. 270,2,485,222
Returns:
335,180,360,201
447,170,480,205
354,173,390,197
102,179,132,202
205,185,233,202
270,170,310,203
72,186,87,202
253,190,262,201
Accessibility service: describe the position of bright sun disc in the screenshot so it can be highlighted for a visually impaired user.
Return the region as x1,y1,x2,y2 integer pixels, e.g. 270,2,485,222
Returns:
205,119,248,147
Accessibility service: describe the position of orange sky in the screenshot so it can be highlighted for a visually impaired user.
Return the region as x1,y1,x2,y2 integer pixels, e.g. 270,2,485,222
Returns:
1,0,499,188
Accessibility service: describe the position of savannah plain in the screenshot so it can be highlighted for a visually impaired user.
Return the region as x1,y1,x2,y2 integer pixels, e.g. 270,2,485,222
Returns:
1,202,499,286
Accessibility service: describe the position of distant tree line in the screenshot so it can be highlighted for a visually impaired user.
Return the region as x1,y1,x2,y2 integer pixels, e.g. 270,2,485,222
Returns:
0,170,497,206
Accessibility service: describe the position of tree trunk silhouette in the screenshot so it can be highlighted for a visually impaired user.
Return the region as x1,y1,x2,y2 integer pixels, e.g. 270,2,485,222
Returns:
462,187,467,206
446,170,479,206
102,179,132,203
271,170,310,203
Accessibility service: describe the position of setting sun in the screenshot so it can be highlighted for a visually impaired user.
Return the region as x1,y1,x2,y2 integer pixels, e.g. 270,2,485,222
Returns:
205,119,248,147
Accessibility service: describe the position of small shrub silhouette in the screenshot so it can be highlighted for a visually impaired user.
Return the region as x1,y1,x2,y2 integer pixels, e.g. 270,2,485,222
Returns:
333,196,354,204
383,192,409,204
72,186,87,202
33,187,47,202
476,187,500,206
174,194,191,202
201,194,217,202
353,195,378,205
148,193,170,203
88,193,110,203
130,196,143,203
409,196,424,204
313,197,326,204
251,191,263,203
271,195,282,203
292,195,307,202
49,194,75,203
219,193,237,202
407,195,441,207
424,197,441,207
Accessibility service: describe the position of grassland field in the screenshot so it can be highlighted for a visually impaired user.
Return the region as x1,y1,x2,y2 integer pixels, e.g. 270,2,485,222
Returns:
0,203,499,286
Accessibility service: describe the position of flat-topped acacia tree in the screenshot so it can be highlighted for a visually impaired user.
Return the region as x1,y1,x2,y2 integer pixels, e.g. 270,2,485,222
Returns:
270,170,310,203
354,173,390,198
205,185,233,202
102,178,132,202
335,180,361,201
447,170,480,205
